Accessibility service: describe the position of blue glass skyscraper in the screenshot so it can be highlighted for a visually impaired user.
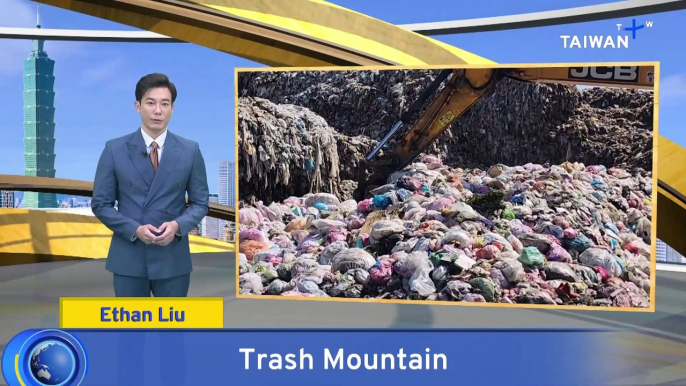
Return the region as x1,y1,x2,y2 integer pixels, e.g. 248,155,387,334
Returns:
23,8,58,209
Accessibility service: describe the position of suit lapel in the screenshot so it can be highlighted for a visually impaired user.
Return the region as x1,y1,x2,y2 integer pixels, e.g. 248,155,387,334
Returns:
144,132,181,207
126,129,154,187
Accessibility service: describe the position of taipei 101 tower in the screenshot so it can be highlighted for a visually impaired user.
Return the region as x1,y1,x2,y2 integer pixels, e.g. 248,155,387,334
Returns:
23,6,58,209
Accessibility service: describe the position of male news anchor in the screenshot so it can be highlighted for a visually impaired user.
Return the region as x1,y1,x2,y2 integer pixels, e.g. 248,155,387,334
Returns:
92,73,209,297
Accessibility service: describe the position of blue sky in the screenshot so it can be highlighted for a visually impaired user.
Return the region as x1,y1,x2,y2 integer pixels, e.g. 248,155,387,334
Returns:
0,0,683,194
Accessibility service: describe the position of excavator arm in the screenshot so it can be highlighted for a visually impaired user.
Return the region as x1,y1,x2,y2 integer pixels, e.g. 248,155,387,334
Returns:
353,64,655,201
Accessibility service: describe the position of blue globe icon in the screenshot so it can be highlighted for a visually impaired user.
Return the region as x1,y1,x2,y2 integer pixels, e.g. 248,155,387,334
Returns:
28,339,76,385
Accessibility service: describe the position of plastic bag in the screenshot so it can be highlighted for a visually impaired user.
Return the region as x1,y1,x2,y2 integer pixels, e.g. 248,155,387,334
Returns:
443,229,472,248
579,247,623,277
469,277,497,302
319,241,348,265
519,246,546,267
370,259,393,284
495,258,525,283
483,232,514,252
239,273,263,294
370,219,404,240
239,228,269,244
409,268,436,296
331,248,377,273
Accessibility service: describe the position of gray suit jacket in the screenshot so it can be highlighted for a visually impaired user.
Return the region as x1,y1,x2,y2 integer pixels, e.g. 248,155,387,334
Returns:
92,129,209,280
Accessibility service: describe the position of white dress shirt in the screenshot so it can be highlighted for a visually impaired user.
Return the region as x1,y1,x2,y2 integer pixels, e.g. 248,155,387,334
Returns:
141,127,167,162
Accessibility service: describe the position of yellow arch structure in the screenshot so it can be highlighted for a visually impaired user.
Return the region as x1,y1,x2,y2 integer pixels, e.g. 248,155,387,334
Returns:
6,0,681,261
0,175,236,221
0,208,234,266
30,0,493,67
656,138,686,255
0,174,237,265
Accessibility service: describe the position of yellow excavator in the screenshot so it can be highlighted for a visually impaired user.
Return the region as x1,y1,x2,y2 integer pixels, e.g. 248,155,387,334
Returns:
353,65,656,201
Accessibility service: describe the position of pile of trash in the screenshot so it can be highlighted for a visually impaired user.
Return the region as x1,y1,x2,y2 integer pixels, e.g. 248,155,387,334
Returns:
238,69,654,171
238,97,377,202
237,68,654,307
238,158,653,308
239,69,438,138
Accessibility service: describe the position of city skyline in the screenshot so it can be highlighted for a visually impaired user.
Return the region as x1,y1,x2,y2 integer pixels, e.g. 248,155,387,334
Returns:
0,9,236,243
0,1,240,196
0,8,237,216
656,239,686,264
5,158,236,210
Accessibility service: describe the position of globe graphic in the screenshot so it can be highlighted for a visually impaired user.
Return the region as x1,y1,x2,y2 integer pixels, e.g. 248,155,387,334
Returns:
28,340,76,385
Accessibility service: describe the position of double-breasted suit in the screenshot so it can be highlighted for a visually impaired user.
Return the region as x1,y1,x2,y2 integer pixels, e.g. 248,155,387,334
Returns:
92,128,209,296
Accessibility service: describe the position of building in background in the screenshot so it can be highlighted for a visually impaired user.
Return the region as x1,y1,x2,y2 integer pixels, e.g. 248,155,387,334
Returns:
656,239,667,261
223,222,235,243
22,10,58,209
201,193,221,239
1,191,15,208
218,161,236,236
656,239,686,264
665,248,686,264
218,161,236,207
48,195,91,208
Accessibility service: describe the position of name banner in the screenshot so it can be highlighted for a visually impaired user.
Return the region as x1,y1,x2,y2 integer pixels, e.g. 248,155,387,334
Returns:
59,297,224,328
2,328,622,386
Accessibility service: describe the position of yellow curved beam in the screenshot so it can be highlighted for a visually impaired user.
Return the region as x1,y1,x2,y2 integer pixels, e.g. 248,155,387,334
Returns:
30,0,493,66
655,136,686,255
0,174,236,221
657,137,685,194
0,208,234,265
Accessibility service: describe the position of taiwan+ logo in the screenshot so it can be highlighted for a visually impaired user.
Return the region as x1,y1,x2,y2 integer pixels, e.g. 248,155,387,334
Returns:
561,18,653,49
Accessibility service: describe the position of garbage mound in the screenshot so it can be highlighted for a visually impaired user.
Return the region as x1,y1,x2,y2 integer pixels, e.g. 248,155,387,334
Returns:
238,97,377,202
238,70,654,171
239,70,438,138
238,158,652,308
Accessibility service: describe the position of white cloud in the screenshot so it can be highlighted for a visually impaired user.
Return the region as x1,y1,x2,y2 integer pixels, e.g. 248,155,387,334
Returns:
0,0,36,74
660,74,686,95
0,0,85,75
0,0,35,28
79,56,126,86
658,74,686,107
